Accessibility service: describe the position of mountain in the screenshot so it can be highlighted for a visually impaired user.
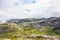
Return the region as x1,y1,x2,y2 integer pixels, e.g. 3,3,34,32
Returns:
6,17,60,28
6,17,60,34
0,17,60,40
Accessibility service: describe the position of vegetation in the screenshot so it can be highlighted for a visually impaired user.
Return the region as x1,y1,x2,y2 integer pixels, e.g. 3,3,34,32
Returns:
0,23,60,40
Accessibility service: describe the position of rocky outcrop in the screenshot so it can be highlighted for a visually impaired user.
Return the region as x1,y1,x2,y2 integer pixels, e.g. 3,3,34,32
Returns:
27,34,60,40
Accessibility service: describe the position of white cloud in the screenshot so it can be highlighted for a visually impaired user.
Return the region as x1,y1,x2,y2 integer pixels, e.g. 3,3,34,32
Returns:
0,0,60,22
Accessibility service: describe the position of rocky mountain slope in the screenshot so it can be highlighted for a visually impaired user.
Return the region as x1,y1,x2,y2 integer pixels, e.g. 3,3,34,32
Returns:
0,17,60,40
0,23,60,40
7,17,60,28
6,17,60,34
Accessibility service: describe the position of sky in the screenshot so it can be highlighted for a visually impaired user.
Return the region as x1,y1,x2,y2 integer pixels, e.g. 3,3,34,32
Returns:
0,0,60,22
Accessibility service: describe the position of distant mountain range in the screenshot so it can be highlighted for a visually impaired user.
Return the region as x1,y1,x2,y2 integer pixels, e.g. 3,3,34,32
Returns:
0,17,60,37
6,17,60,34
6,17,60,27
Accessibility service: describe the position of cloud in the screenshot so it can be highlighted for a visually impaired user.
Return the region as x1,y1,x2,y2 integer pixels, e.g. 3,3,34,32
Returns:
23,0,36,4
0,0,60,22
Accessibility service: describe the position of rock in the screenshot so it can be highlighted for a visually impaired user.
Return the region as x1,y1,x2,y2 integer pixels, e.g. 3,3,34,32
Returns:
55,29,60,34
27,34,60,40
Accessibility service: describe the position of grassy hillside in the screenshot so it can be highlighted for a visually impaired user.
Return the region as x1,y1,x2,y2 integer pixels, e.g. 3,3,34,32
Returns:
0,23,60,40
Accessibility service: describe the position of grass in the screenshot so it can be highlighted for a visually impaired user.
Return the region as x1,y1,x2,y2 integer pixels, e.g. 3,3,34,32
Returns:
0,23,59,40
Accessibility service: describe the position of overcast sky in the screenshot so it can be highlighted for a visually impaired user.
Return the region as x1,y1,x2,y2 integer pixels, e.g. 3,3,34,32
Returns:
0,0,60,22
